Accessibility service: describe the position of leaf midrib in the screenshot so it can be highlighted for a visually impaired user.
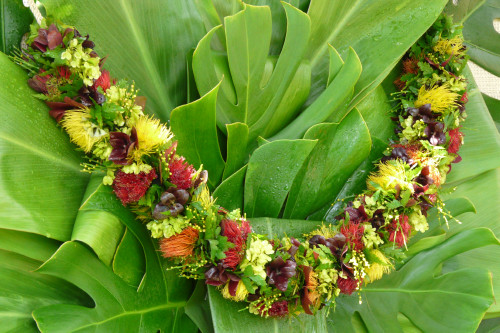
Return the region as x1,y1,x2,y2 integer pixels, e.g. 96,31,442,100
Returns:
48,302,187,332
0,132,82,172
364,287,490,299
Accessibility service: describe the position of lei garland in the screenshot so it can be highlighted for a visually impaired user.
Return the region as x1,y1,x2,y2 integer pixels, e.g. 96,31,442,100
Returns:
13,14,468,318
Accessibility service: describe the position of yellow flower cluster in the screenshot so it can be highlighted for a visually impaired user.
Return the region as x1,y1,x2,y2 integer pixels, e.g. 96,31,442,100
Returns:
61,38,101,86
367,160,414,193
414,84,459,113
365,249,393,282
130,116,173,162
433,36,463,56
60,108,107,152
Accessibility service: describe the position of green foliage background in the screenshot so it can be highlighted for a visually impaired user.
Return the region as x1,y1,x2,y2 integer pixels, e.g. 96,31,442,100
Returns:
0,0,499,332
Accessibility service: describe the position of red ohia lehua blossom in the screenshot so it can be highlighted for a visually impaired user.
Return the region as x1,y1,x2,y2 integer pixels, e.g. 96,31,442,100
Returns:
338,276,359,295
221,219,251,269
268,300,289,317
166,142,196,190
340,222,365,251
257,300,289,317
93,69,111,92
447,128,464,154
57,66,71,79
112,169,157,205
388,215,411,247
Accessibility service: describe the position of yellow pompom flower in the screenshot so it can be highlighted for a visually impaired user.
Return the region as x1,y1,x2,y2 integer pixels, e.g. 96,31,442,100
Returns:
414,84,459,113
61,109,106,152
367,160,414,193
130,116,173,161
221,281,249,302
433,36,463,56
365,249,393,283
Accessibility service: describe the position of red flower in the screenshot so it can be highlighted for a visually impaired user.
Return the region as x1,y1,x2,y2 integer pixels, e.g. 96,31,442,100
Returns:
460,92,468,104
57,66,71,79
447,128,464,154
257,300,289,317
221,219,251,269
112,169,157,205
93,69,111,92
338,276,359,295
388,215,411,248
168,151,196,190
340,222,365,251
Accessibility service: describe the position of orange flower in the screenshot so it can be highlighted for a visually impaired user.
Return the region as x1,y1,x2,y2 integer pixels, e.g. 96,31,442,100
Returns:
160,227,199,258
402,57,419,75
301,266,320,315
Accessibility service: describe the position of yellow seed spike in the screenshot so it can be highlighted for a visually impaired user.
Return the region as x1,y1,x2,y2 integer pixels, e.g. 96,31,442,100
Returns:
433,36,463,56
367,161,412,193
414,84,460,113
130,116,173,161
365,249,393,283
60,109,100,152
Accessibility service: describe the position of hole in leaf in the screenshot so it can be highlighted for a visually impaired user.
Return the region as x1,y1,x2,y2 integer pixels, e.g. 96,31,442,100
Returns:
494,18,500,34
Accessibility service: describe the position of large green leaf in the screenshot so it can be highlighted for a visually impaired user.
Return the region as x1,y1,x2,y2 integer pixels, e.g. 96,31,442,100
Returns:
192,2,361,148
0,229,92,332
439,168,500,315
304,0,449,109
328,228,499,333
483,93,500,132
192,3,312,138
462,0,500,77
444,0,486,23
314,83,395,221
244,139,317,218
0,0,33,54
0,248,93,332
32,177,196,332
171,83,226,189
41,0,207,120
0,52,89,241
446,67,500,184
283,109,371,219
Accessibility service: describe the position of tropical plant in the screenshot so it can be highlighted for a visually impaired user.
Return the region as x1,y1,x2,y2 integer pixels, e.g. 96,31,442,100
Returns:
0,0,499,332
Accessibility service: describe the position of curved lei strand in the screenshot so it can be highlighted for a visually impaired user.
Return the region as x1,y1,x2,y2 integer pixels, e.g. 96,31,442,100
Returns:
13,14,468,318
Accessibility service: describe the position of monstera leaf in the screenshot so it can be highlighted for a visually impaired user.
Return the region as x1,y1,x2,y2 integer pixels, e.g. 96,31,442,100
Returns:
328,228,498,333
1,0,500,332
461,0,500,77
32,179,196,332
192,3,362,149
198,0,451,110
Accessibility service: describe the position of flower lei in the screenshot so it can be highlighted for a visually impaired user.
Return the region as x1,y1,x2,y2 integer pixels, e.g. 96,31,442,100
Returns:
13,14,468,318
